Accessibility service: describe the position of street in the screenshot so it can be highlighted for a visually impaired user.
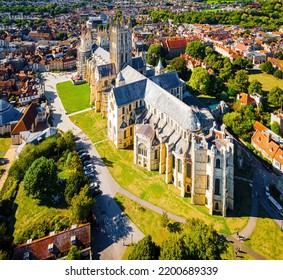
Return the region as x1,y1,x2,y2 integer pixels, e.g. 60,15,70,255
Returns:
42,72,144,260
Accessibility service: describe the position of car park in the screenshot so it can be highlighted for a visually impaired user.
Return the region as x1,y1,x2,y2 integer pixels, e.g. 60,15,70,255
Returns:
86,173,95,179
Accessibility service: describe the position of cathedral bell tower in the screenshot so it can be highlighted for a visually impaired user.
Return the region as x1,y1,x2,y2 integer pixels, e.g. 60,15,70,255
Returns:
77,24,92,80
109,15,132,73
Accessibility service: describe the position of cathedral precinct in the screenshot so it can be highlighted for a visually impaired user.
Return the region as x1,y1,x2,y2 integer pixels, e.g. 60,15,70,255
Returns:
75,16,234,217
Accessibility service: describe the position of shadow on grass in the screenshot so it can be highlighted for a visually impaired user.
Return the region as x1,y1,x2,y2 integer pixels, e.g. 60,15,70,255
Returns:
101,157,113,168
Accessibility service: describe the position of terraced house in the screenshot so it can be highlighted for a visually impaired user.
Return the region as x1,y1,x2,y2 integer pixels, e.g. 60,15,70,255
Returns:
80,17,234,216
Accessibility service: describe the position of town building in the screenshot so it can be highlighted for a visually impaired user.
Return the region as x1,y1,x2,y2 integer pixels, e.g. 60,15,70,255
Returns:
80,16,234,216
13,223,91,260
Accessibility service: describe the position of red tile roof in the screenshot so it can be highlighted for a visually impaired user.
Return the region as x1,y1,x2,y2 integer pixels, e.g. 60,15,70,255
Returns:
166,39,187,49
253,121,267,132
13,223,91,260
238,93,256,105
11,103,38,135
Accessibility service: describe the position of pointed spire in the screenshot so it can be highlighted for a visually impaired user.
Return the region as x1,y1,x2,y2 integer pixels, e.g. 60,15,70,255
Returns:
155,59,165,75
116,71,125,87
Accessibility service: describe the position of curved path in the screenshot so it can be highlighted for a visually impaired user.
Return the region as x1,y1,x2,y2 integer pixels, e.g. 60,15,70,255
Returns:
43,72,270,260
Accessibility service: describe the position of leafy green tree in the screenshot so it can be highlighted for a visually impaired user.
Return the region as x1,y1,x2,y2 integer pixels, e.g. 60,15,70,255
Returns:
223,105,256,142
166,57,189,80
259,61,274,74
274,69,283,79
159,234,187,260
159,218,228,260
233,58,253,70
147,44,164,66
185,41,206,60
248,79,263,95
268,86,283,107
65,171,88,205
271,122,281,136
65,246,82,260
70,186,93,224
228,70,250,93
160,211,169,228
219,60,233,82
128,235,160,260
23,156,58,198
188,67,211,94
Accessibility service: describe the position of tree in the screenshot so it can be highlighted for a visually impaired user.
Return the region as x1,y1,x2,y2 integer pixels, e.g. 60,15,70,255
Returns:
166,57,189,80
223,105,256,142
259,61,274,74
233,57,253,70
65,171,88,205
159,218,228,260
248,79,263,95
147,44,164,66
274,69,283,79
219,59,233,82
23,156,58,198
188,67,211,94
268,86,283,107
70,186,93,224
160,211,169,228
128,235,160,260
271,122,281,136
185,41,206,60
228,70,250,93
65,246,81,260
159,234,187,260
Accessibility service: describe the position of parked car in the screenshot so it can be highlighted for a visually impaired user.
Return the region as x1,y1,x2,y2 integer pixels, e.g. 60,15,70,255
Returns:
81,154,90,161
83,160,92,166
84,164,93,171
84,169,94,176
78,149,87,155
0,159,7,165
90,182,100,189
86,173,95,179
91,189,102,197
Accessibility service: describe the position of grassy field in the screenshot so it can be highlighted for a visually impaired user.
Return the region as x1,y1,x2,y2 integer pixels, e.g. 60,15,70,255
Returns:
249,71,283,92
71,111,249,235
0,136,11,158
56,81,91,114
244,206,283,260
115,193,235,260
13,182,71,244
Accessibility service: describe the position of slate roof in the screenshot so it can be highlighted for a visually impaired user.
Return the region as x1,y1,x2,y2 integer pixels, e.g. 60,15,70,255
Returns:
149,71,181,92
97,63,115,78
132,57,144,70
144,80,201,132
0,99,22,126
113,79,147,107
92,44,110,63
136,124,155,139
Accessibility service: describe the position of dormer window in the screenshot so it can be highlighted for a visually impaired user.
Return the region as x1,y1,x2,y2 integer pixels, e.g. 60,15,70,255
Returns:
48,243,54,253
71,235,77,245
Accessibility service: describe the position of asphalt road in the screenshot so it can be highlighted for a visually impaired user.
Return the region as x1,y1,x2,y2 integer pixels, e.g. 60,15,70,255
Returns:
42,72,144,260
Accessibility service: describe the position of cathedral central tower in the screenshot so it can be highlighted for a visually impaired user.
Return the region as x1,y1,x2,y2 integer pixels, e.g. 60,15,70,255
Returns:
109,16,132,73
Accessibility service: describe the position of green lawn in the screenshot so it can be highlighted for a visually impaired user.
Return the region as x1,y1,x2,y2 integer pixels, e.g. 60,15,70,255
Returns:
56,81,91,114
249,71,283,92
0,136,11,158
71,111,249,235
116,193,234,260
13,182,71,245
244,206,283,260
